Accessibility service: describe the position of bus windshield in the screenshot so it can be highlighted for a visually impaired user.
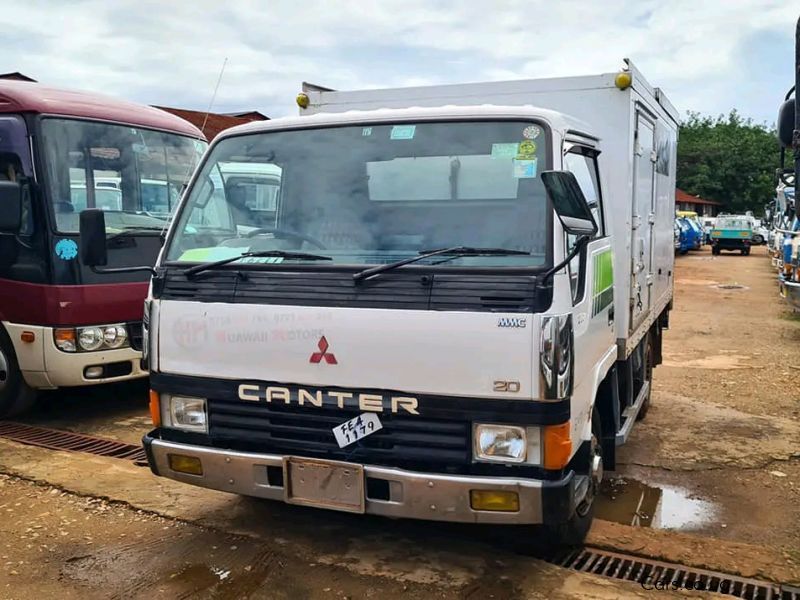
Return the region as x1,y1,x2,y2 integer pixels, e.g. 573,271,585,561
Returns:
165,120,550,269
41,118,206,233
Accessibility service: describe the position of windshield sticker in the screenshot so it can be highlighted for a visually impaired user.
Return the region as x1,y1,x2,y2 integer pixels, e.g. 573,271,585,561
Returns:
512,158,538,179
178,247,250,262
522,125,541,139
491,143,519,159
362,127,373,137
390,125,416,140
55,239,78,261
516,140,537,159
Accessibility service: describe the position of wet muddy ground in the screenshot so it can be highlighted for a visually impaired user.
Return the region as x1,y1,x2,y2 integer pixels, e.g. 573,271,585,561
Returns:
1,244,799,597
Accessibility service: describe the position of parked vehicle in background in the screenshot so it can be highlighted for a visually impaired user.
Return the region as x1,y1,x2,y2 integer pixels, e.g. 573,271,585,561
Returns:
673,220,682,253
774,18,800,308
710,215,753,255
676,211,704,247
0,80,206,416
676,216,699,251
701,217,716,244
92,62,679,548
743,212,768,245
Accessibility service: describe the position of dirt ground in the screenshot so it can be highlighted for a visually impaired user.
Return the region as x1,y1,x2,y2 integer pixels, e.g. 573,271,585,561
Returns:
0,244,799,598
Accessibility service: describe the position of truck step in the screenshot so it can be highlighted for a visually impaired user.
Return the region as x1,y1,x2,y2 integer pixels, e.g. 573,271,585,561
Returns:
615,380,650,446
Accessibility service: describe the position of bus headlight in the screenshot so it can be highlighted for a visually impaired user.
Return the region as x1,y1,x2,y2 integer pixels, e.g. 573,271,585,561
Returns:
54,323,131,352
78,327,104,351
102,325,128,349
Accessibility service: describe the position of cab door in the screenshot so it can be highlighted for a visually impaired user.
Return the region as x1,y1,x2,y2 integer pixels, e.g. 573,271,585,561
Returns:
564,143,615,394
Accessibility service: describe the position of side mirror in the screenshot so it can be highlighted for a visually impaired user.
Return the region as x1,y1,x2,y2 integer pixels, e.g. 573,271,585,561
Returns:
79,209,108,267
541,170,599,237
778,99,795,148
0,180,22,233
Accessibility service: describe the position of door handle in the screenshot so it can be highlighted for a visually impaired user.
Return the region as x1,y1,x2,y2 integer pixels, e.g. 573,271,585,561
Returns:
608,306,615,326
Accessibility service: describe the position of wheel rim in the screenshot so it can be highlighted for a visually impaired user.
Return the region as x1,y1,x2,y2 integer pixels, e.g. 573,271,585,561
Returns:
0,345,8,392
576,430,603,517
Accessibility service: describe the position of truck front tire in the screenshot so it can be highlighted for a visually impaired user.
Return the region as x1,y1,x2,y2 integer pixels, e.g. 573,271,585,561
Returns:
507,410,602,553
0,329,38,417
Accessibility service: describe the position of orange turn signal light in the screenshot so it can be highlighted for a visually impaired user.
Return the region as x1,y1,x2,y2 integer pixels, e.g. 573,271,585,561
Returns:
543,422,572,470
20,331,35,343
149,390,161,427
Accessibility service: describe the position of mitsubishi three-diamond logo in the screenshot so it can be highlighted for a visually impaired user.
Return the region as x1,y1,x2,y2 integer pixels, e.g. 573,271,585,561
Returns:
309,336,337,364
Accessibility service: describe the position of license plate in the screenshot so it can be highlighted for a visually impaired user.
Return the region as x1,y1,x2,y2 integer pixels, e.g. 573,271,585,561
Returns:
284,457,364,513
332,412,383,448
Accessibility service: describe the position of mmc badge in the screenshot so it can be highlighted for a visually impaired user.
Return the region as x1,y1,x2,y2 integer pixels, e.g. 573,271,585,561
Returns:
497,317,527,328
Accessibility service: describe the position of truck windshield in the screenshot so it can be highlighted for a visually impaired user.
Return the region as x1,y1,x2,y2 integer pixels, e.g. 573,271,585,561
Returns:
165,120,550,269
41,118,206,233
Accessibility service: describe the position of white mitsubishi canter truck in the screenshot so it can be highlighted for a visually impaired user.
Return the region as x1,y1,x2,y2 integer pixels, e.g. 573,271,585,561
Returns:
80,61,678,546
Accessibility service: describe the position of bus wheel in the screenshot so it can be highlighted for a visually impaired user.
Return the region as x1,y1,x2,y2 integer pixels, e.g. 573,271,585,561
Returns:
0,329,37,417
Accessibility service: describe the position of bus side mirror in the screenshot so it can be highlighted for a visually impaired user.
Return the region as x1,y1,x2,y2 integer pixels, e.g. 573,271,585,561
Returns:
79,209,108,267
0,181,22,233
541,170,599,237
778,99,795,148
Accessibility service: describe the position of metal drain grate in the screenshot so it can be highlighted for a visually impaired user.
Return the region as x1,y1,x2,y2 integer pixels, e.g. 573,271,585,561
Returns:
0,422,147,465
550,547,799,599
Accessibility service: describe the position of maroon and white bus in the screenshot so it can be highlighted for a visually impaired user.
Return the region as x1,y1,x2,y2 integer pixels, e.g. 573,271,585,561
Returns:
0,80,206,416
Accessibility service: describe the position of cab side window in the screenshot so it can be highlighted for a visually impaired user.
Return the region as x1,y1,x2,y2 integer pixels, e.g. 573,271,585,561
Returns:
564,147,604,304
564,150,604,236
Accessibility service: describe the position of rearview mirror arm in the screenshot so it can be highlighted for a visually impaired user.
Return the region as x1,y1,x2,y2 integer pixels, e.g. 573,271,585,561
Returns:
538,235,590,285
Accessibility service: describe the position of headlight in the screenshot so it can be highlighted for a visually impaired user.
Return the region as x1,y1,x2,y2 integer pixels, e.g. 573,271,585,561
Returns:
54,328,77,352
78,327,104,351
165,395,207,433
474,424,541,464
54,323,131,353
103,325,127,349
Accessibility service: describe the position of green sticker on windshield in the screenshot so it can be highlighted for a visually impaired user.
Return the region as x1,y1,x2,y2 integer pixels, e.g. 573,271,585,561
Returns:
179,247,249,261
491,143,519,159
390,125,416,140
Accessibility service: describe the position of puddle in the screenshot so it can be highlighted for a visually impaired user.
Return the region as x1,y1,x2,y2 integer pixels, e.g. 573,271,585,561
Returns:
713,283,749,290
595,477,717,530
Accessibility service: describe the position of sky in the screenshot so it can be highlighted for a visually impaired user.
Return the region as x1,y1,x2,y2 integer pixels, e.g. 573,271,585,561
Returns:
1,0,797,125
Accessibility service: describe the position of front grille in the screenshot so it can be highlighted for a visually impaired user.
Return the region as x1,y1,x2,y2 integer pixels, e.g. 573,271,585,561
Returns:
127,321,143,351
208,399,471,468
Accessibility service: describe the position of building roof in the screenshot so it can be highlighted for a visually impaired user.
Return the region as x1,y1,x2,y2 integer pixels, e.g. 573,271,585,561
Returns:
676,188,722,206
0,80,204,139
221,110,269,121
155,106,268,140
0,72,37,82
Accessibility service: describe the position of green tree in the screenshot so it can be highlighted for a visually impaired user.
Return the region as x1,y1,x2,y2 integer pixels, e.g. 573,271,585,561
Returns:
677,110,780,214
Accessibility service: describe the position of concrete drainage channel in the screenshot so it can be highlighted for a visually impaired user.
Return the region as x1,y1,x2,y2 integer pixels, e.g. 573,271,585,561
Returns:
0,421,798,599
548,547,800,599
0,421,148,466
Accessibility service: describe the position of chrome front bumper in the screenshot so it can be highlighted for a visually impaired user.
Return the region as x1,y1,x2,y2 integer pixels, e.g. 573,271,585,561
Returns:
145,436,559,524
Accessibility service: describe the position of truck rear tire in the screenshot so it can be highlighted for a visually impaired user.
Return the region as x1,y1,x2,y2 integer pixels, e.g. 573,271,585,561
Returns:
0,329,38,417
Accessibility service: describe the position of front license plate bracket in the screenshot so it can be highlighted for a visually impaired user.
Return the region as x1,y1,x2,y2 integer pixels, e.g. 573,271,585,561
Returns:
283,457,365,514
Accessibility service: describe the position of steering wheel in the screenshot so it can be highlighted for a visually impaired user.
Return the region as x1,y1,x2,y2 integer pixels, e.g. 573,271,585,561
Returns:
244,227,327,249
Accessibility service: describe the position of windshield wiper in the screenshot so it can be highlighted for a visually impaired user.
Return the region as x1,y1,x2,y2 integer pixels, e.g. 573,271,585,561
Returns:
184,250,332,279
352,246,530,283
107,226,167,240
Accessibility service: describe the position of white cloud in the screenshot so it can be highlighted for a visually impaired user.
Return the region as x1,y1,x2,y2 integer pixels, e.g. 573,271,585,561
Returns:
0,0,795,123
